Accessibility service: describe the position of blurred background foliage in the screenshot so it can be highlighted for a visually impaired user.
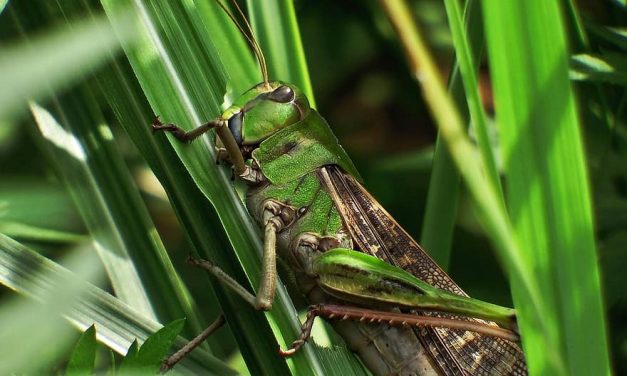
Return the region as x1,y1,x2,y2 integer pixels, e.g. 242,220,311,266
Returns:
0,0,626,374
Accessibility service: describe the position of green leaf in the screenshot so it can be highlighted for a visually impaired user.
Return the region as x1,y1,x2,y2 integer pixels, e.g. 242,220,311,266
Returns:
119,318,185,374
588,24,627,51
99,0,288,371
13,0,217,347
122,340,139,364
0,7,136,120
0,178,81,234
248,0,316,106
29,101,154,319
571,53,627,85
0,221,86,244
66,325,97,376
108,349,117,376
443,0,500,196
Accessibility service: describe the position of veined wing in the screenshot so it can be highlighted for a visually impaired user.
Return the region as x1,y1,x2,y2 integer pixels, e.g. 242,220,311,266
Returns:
318,166,527,376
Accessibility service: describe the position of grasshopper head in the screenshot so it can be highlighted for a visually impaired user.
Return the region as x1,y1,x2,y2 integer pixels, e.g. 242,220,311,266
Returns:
220,81,310,147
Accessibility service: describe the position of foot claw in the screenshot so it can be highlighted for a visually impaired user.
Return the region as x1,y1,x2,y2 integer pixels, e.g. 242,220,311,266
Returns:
278,346,297,358
151,116,163,131
278,338,306,358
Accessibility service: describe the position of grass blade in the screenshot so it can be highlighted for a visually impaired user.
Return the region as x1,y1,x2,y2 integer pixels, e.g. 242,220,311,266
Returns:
30,100,156,318
443,0,500,194
0,234,235,375
420,0,484,269
99,1,322,374
5,0,228,363
482,1,611,374
248,0,316,105
0,7,134,120
0,236,101,374
378,0,556,373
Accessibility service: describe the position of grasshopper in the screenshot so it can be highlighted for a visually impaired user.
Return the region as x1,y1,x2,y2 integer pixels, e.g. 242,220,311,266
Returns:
155,2,527,375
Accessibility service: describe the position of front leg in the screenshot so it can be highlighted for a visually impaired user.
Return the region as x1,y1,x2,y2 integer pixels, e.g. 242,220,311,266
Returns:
151,116,248,177
151,116,218,143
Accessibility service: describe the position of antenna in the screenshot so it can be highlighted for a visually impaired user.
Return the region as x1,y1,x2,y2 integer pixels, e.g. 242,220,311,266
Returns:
215,0,270,87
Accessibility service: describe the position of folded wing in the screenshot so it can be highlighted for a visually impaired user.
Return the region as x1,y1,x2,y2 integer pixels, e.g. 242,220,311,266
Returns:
318,166,527,376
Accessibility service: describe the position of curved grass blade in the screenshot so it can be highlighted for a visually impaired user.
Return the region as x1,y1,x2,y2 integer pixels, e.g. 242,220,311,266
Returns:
30,95,156,319
28,82,217,346
378,0,558,373
8,0,226,347
0,236,101,374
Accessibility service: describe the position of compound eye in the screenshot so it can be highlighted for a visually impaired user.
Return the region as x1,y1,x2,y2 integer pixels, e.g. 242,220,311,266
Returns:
227,111,243,144
268,85,295,103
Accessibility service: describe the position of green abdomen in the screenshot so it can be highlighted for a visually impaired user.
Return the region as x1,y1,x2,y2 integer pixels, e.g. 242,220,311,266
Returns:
245,169,440,376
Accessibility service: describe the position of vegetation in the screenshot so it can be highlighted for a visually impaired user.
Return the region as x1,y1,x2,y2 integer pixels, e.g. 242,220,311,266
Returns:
0,0,624,374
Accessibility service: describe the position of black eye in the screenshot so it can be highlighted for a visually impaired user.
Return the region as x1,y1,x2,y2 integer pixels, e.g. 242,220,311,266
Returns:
227,111,243,144
268,85,295,103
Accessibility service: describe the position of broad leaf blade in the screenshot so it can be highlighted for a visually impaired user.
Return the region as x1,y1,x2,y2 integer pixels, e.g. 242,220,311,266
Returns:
119,318,185,374
66,325,97,376
482,1,611,375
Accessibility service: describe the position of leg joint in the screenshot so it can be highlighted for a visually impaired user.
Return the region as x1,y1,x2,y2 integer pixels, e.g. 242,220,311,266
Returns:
262,200,298,231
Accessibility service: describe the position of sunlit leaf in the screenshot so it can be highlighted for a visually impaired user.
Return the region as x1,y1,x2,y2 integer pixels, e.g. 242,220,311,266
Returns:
571,53,627,85
0,234,236,375
0,10,136,120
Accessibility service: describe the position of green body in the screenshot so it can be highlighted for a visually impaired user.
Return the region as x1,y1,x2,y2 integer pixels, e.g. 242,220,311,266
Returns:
245,109,515,329
237,86,521,374
253,109,361,185
157,80,525,375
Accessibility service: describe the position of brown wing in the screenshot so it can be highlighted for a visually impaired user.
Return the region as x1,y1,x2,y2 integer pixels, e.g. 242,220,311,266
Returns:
318,166,527,376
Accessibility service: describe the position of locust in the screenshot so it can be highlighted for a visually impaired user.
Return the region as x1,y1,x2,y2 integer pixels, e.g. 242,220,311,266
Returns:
154,2,527,375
